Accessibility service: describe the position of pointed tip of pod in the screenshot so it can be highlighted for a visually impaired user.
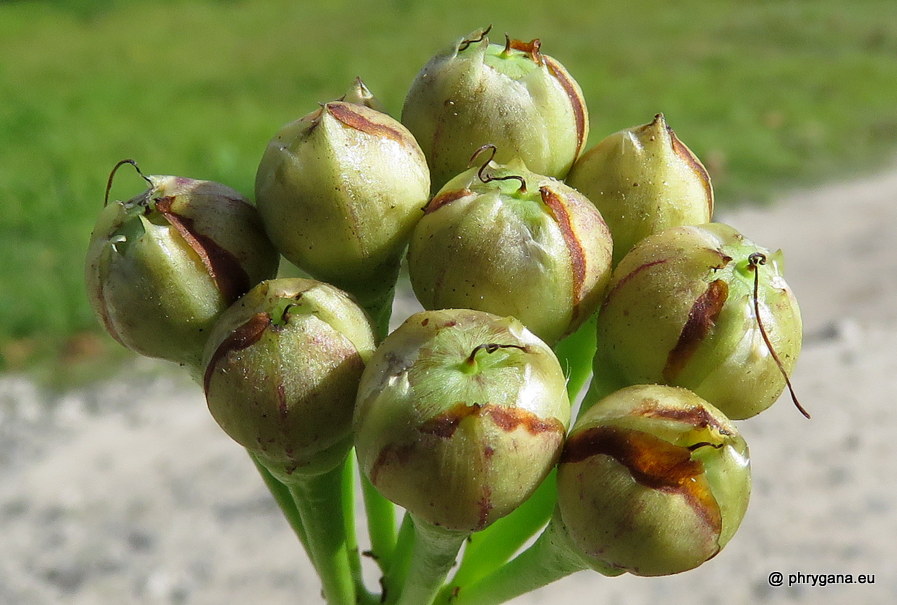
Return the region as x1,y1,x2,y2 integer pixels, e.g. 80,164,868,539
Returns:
340,76,387,113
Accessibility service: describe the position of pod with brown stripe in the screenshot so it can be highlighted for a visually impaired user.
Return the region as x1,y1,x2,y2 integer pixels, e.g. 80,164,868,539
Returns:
401,26,589,192
202,277,376,478
354,308,570,604
254,101,430,314
566,113,714,266
557,384,751,576
354,309,570,534
407,154,613,345
592,223,802,419
84,160,279,371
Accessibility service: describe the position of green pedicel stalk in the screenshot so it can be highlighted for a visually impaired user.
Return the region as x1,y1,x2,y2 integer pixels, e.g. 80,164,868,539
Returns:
394,518,468,605
282,463,357,605
440,512,620,605
341,456,380,605
382,512,417,602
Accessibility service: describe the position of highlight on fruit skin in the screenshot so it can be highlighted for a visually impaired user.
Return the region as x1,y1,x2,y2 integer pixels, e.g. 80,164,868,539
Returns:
402,25,589,192
566,113,713,266
592,222,802,420
557,384,751,576
354,309,570,533
202,278,377,480
84,161,279,370
254,100,430,309
407,151,613,345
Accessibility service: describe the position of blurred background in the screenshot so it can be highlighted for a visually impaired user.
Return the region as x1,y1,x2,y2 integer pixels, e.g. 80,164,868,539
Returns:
1,2,897,604
2,0,897,381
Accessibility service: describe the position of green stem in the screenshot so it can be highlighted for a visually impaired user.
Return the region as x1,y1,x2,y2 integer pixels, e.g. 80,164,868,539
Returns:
342,455,379,604
285,464,357,605
449,470,557,589
394,517,467,605
439,516,587,605
249,451,308,551
382,513,416,603
553,313,598,403
361,285,396,342
362,473,397,570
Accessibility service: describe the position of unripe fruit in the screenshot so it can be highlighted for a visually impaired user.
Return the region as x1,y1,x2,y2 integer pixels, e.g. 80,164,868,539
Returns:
567,114,714,265
84,162,279,370
408,152,613,345
402,26,588,192
354,309,570,532
557,385,751,576
202,278,376,479
593,223,802,419
255,101,430,308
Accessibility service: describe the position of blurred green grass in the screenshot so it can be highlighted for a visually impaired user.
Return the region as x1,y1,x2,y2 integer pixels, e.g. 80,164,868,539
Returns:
2,0,897,382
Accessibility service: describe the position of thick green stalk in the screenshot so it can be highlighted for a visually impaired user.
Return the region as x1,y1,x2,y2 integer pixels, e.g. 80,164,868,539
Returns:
249,451,308,551
361,285,396,342
342,456,380,604
448,470,557,589
393,517,467,605
362,473,397,570
382,512,416,603
439,516,588,605
285,463,357,605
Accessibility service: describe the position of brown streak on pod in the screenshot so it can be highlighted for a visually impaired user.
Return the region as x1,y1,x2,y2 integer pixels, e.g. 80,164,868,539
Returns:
419,402,566,439
561,426,722,534
326,101,407,143
539,186,586,320
663,279,729,383
544,56,588,153
203,312,271,394
155,196,251,303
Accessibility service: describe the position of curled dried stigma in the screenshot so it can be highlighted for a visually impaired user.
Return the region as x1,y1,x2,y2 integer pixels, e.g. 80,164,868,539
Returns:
749,252,810,419
458,24,492,52
104,159,152,207
469,144,527,193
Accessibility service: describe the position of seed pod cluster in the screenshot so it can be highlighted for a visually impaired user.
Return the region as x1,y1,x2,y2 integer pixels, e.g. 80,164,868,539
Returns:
84,26,806,603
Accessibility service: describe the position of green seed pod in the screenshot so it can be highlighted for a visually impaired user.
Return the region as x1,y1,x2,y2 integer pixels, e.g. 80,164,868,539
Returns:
354,309,570,533
254,101,430,309
84,161,279,370
407,152,613,345
557,384,751,576
566,113,714,266
402,26,588,192
593,223,803,420
202,278,376,479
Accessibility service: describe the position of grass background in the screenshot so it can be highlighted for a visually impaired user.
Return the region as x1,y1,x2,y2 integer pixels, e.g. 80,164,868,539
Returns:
2,0,897,383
